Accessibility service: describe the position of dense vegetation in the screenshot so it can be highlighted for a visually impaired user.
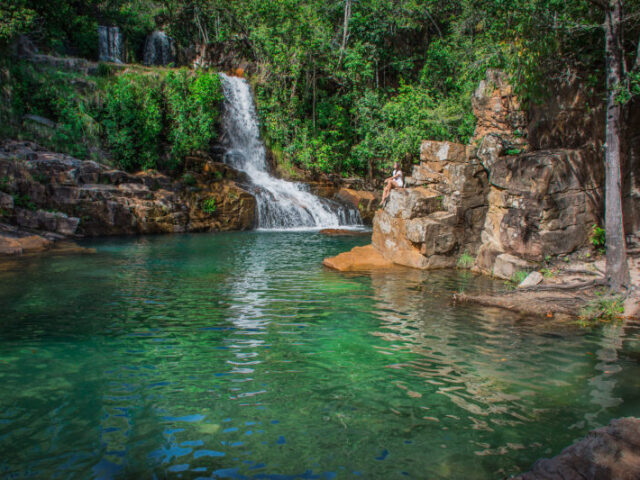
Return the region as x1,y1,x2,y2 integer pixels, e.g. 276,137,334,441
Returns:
1,0,639,177
1,61,223,171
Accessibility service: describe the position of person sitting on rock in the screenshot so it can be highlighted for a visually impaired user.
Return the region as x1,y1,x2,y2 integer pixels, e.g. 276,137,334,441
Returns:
380,162,403,206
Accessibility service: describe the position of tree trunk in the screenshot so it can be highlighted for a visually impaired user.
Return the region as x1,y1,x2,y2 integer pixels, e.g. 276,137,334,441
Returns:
312,65,317,130
337,0,351,67
603,0,630,290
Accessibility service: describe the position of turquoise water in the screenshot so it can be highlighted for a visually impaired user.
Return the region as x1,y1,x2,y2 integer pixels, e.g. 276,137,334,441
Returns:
0,232,639,479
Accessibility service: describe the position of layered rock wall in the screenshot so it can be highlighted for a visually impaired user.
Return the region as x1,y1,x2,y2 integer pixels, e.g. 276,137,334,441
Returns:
326,69,636,277
0,141,256,254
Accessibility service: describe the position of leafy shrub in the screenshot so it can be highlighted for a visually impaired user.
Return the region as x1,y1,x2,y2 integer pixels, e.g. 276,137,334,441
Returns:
8,62,98,158
181,173,196,186
580,293,625,322
200,197,216,214
590,224,606,253
165,69,224,168
457,252,474,269
102,74,163,171
13,194,36,210
511,270,529,285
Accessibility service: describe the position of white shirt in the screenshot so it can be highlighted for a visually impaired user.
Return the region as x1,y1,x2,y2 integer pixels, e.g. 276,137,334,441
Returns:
393,169,403,187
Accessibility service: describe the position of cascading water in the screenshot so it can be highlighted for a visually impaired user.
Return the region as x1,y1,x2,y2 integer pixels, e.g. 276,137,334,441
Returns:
98,26,123,63
143,31,176,66
219,73,362,230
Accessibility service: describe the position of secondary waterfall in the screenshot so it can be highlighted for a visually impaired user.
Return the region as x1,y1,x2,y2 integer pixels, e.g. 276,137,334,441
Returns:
98,26,123,63
143,31,176,66
219,73,361,230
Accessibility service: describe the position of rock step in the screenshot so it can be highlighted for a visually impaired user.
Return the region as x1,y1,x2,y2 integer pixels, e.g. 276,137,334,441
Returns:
384,187,445,219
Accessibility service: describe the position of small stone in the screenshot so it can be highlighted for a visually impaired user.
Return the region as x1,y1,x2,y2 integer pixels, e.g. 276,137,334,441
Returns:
518,271,544,288
493,253,534,280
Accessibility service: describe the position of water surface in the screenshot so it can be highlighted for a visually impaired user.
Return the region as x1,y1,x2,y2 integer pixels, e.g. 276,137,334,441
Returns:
0,232,639,479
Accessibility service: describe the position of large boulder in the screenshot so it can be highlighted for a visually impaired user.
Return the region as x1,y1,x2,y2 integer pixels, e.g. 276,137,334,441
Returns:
15,208,80,235
476,149,602,270
372,208,456,270
0,231,52,255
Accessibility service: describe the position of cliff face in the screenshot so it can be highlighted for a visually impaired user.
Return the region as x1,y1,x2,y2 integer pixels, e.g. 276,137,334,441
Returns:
0,141,255,255
328,70,639,278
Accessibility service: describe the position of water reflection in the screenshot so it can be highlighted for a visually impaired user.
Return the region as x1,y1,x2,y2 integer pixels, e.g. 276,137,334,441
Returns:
366,269,637,471
0,233,638,479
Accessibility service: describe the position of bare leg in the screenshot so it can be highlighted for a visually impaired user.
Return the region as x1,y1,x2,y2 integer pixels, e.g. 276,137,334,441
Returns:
380,180,391,206
380,180,396,206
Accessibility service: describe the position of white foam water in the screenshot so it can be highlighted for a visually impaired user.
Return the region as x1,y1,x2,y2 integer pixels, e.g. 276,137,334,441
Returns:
219,73,361,230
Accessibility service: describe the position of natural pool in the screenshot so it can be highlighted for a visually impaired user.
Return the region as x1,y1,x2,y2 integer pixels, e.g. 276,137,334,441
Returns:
0,232,639,479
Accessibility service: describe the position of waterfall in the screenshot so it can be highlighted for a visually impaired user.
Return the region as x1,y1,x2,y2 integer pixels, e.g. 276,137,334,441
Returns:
98,26,123,63
219,73,362,230
143,31,176,66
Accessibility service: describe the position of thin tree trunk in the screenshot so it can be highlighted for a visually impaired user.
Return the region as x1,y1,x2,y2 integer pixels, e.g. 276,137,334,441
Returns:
312,65,317,130
603,0,630,290
337,0,351,67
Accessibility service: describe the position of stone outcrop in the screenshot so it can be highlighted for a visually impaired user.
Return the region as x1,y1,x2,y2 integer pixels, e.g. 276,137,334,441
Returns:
471,69,529,152
335,188,379,224
475,149,603,273
322,244,394,271
367,139,491,270
515,417,640,480
0,141,256,255
325,69,622,277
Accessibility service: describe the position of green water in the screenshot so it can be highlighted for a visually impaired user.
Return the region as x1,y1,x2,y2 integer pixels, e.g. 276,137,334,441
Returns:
0,232,639,479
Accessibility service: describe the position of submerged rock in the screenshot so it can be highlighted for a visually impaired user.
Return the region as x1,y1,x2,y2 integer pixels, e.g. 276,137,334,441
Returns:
319,228,369,236
323,244,395,272
515,417,640,480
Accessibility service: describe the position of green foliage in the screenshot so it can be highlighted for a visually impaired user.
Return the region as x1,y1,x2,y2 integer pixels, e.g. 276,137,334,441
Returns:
590,224,606,253
103,73,163,171
457,252,475,269
511,270,529,285
0,1,35,45
3,0,162,59
4,61,223,173
182,173,196,186
165,69,224,167
8,62,98,158
13,193,36,211
200,196,216,214
103,69,223,171
580,292,625,322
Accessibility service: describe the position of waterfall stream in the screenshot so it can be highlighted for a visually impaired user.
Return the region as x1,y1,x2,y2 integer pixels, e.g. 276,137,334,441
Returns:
143,31,176,66
219,73,362,230
98,26,123,63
